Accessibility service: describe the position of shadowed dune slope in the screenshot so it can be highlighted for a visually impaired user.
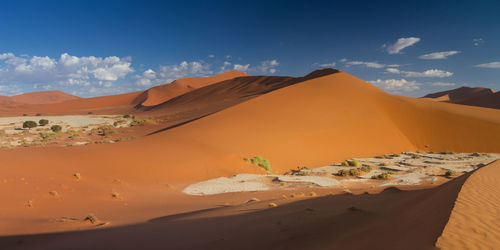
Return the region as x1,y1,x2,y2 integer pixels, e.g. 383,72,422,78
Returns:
437,160,500,249
0,168,472,250
139,70,249,107
423,86,500,109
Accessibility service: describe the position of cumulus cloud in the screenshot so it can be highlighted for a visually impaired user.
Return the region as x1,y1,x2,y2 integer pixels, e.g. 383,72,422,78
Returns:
386,68,453,77
255,60,279,74
369,79,420,91
475,62,500,69
134,61,212,86
0,52,133,86
233,64,250,72
385,37,421,54
419,51,460,60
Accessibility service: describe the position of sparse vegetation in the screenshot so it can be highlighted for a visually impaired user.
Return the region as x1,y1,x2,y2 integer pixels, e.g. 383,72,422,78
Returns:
440,151,454,155
359,165,372,172
39,132,52,140
371,172,392,180
50,125,62,133
348,160,359,167
123,114,131,118
23,121,37,129
74,173,81,180
341,161,348,166
445,170,456,177
38,119,49,126
35,113,42,116
84,214,98,224
245,156,272,173
287,166,310,176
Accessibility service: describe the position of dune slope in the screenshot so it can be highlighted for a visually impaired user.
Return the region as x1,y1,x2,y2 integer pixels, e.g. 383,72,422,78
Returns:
436,160,500,249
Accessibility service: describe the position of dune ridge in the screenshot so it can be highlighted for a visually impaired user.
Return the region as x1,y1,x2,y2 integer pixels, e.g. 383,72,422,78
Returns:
423,86,500,109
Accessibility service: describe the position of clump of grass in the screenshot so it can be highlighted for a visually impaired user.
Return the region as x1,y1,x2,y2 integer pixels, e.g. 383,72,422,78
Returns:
445,170,456,177
123,114,131,118
371,172,392,180
359,165,372,172
84,214,98,224
340,161,348,166
49,190,59,197
39,132,52,140
338,168,361,177
111,192,121,199
243,157,250,163
287,166,310,176
268,202,278,208
245,156,272,173
348,160,359,167
74,173,81,180
379,162,387,167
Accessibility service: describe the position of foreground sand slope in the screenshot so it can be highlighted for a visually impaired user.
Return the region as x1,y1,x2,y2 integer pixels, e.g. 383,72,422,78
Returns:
436,160,500,249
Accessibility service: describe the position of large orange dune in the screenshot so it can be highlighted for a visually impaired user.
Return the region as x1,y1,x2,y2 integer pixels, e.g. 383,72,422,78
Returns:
0,90,80,106
0,70,500,248
423,86,500,109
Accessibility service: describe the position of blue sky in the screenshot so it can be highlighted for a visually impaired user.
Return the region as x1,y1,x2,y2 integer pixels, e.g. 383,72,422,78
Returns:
0,0,499,97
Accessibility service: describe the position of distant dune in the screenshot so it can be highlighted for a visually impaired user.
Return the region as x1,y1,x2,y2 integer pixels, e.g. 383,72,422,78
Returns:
423,86,500,109
0,90,80,105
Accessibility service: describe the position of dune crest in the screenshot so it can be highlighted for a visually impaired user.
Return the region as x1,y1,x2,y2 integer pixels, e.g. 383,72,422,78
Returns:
423,86,500,109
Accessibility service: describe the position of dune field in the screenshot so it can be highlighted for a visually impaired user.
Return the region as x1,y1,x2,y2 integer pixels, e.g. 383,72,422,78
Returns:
0,69,499,249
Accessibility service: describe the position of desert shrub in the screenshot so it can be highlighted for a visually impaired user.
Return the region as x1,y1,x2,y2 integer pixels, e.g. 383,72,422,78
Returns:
88,111,93,114
123,114,131,118
379,162,387,166
246,156,271,173
337,169,348,176
50,125,62,133
39,132,52,140
340,161,348,166
39,119,49,126
440,151,454,155
348,168,361,176
259,159,271,173
23,121,37,129
243,157,250,163
84,214,98,224
288,166,310,176
372,172,392,180
22,114,28,116
445,170,456,177
35,113,42,116
359,165,372,172
348,160,359,167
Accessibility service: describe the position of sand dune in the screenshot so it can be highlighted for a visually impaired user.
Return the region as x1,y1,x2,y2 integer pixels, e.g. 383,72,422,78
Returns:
437,160,500,249
0,70,500,247
423,86,500,109
0,90,80,107
139,70,249,107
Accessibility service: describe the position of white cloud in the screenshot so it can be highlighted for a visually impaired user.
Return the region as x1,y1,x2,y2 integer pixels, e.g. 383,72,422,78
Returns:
134,61,212,86
233,64,250,72
0,52,133,86
344,60,399,69
257,60,279,73
419,51,460,60
386,68,453,77
347,61,385,68
208,54,215,58
339,58,347,63
475,62,500,69
369,79,420,91
429,82,456,87
220,61,232,72
473,38,484,47
385,37,421,54
314,62,336,68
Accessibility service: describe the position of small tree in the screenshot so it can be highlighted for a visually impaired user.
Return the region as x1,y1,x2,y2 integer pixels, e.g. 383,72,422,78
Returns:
51,125,62,133
23,121,37,129
39,119,49,126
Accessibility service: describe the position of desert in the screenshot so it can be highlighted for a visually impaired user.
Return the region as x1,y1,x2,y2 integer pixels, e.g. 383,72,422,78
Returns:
1,1,499,249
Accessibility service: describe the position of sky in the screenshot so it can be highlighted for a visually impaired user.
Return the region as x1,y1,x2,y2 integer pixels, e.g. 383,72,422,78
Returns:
0,0,499,97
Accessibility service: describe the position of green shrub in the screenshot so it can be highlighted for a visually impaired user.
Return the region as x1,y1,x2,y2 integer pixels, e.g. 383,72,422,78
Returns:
338,169,348,176
243,157,250,163
51,125,62,133
251,156,263,165
259,159,271,173
348,168,361,176
123,114,131,118
23,121,37,129
39,119,49,126
348,160,359,167
39,132,52,140
445,170,456,177
340,161,348,166
35,113,42,116
88,112,93,114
